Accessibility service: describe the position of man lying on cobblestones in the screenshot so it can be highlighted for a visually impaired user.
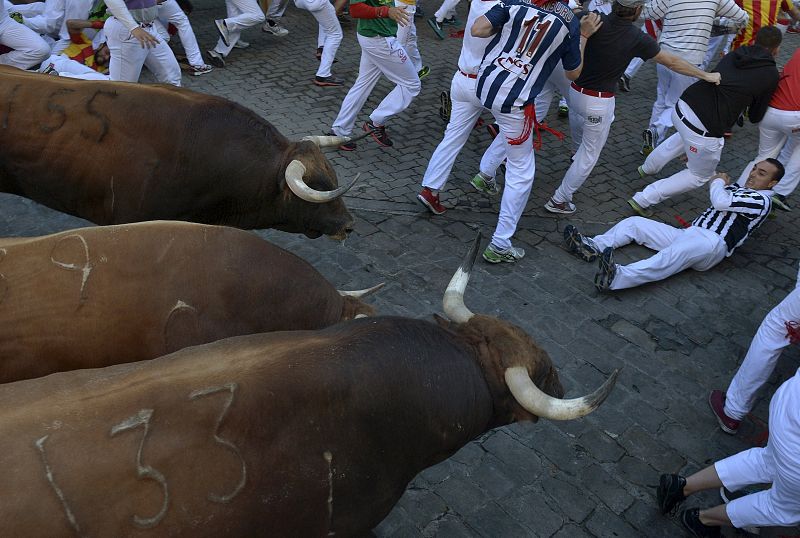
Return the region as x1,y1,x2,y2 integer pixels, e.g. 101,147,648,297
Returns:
656,367,800,538
562,159,783,291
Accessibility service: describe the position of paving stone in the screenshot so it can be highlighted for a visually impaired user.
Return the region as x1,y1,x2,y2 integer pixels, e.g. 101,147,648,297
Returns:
610,319,656,352
499,488,565,537
578,429,626,463
463,502,539,538
539,472,596,523
580,464,635,514
585,505,640,537
623,499,682,538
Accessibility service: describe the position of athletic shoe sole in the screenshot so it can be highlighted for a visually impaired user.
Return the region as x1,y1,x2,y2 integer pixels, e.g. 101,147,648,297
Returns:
214,20,229,47
544,199,576,214
313,79,343,87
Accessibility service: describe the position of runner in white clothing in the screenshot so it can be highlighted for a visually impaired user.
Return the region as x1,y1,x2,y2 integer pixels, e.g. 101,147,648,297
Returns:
208,0,265,67
657,368,800,536
471,0,601,264
416,0,505,215
0,6,50,69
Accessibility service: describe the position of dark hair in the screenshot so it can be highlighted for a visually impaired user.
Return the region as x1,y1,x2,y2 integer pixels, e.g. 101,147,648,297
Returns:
765,158,785,181
612,1,639,18
754,26,782,50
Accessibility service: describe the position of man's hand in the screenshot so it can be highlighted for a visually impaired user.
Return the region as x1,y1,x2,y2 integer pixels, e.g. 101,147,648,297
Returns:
712,172,732,184
703,72,722,85
388,6,409,26
131,27,159,48
579,12,602,38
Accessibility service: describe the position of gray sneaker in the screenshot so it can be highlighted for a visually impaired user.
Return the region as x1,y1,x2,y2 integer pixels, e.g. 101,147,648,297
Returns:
470,173,499,195
563,224,600,262
545,197,576,214
234,39,250,49
482,243,525,264
214,19,230,47
262,19,289,36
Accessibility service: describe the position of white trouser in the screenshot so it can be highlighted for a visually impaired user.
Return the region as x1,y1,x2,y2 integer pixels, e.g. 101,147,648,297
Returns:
158,0,203,67
394,1,421,71
624,56,644,79
648,63,698,143
0,16,50,69
422,71,506,190
15,0,60,37
434,0,459,21
331,34,420,135
533,62,570,121
737,107,800,197
39,53,109,79
295,0,342,78
552,87,615,204
592,219,727,290
105,16,181,86
488,106,535,250
725,286,800,420
213,0,265,56
267,0,289,19
717,369,800,529
634,102,724,208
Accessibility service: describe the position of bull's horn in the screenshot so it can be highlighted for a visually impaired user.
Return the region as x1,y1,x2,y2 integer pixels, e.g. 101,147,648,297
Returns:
301,129,375,148
338,282,385,298
302,135,352,148
504,367,620,421
355,314,368,318
443,233,481,324
285,160,360,204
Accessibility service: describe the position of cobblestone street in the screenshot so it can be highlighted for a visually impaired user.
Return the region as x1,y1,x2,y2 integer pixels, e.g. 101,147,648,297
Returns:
3,4,800,536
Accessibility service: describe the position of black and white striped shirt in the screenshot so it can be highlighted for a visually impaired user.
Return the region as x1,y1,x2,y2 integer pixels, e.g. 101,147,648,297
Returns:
644,0,747,65
692,179,772,256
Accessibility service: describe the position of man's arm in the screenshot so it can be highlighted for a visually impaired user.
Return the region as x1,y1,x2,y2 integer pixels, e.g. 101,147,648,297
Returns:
471,14,495,36
715,0,748,28
708,174,770,216
349,1,409,25
653,50,721,84
748,76,780,123
563,12,602,81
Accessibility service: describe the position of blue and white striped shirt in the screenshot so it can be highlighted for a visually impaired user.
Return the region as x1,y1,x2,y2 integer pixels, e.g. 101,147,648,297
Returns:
476,0,581,113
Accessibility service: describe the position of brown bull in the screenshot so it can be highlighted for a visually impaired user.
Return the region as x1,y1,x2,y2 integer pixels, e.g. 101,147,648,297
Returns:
0,235,618,536
0,220,378,383
0,67,359,239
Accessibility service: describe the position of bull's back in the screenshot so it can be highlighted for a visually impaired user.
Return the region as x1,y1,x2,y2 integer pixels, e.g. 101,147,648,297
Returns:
0,68,277,224
0,221,344,383
0,320,492,536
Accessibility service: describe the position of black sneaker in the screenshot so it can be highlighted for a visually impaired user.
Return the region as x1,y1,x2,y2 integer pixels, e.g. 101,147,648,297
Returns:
657,474,686,514
207,49,225,68
680,509,721,537
364,120,392,147
562,224,600,262
328,130,355,151
439,90,452,122
641,128,655,156
773,193,792,211
314,75,344,87
594,247,617,292
427,17,445,39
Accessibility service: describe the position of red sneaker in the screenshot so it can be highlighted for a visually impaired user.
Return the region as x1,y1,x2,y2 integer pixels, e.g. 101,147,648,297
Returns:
417,187,446,215
708,390,740,434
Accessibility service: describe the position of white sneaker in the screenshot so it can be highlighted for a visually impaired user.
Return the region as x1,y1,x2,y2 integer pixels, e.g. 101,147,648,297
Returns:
262,19,289,36
189,63,213,76
234,40,249,49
